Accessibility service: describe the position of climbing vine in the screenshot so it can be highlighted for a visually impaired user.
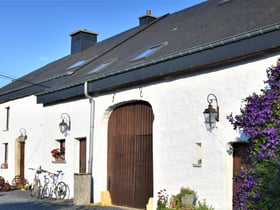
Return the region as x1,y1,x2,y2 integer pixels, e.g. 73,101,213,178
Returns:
228,58,280,210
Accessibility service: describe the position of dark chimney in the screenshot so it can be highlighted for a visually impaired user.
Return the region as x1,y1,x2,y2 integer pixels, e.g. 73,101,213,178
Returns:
139,10,157,26
70,29,98,55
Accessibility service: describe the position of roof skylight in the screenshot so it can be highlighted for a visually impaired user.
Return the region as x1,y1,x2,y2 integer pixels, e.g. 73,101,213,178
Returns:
130,42,168,62
218,0,231,5
65,58,94,75
66,60,87,70
87,59,116,75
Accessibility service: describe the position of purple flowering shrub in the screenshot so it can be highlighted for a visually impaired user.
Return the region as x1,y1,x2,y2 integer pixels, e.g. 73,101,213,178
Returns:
228,58,280,209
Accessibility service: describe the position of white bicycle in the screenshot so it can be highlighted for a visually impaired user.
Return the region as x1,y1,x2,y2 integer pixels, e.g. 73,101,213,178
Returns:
41,170,68,200
29,166,47,199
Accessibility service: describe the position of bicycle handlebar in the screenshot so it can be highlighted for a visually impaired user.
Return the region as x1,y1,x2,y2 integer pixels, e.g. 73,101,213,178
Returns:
28,167,64,176
28,166,48,173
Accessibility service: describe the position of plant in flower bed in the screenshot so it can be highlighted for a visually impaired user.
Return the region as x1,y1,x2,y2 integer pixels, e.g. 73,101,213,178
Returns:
50,146,65,159
195,200,214,210
157,187,214,210
228,58,280,210
157,189,170,210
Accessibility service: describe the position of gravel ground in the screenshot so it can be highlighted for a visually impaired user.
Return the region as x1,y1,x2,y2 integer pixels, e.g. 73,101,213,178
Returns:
0,189,126,210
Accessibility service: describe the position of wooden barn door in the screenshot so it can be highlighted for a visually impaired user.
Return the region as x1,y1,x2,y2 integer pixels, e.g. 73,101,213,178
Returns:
232,142,249,209
108,101,154,209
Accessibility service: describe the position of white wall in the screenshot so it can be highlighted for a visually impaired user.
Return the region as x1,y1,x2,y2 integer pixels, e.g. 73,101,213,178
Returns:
0,53,278,209
0,96,90,198
91,53,279,210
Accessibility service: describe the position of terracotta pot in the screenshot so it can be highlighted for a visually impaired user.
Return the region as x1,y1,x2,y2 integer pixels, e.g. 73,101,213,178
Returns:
2,183,10,192
54,156,65,162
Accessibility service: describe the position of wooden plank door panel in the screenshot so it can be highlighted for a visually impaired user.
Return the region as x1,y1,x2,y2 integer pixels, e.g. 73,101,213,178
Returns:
108,102,153,208
134,134,153,208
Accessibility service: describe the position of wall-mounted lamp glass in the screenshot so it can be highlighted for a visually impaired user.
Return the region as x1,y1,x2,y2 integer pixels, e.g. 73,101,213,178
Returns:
59,113,71,134
18,128,27,142
203,93,219,130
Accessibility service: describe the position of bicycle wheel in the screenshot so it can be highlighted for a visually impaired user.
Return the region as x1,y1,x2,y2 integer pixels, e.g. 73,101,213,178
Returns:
30,185,35,197
30,180,35,196
41,183,49,199
33,180,41,199
55,181,67,199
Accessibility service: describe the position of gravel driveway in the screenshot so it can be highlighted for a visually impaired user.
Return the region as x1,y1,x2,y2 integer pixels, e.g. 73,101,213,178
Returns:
0,189,126,210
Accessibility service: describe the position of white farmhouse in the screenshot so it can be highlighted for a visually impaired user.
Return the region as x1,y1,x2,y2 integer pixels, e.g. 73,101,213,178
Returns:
0,0,279,209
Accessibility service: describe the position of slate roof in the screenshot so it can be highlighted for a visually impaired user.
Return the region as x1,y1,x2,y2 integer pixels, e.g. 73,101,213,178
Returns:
0,0,280,105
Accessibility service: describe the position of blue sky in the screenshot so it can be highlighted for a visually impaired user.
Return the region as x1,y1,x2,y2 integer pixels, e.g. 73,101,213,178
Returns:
0,0,205,88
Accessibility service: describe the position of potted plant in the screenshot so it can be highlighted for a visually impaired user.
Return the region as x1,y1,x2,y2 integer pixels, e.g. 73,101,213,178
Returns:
50,146,65,161
175,187,197,209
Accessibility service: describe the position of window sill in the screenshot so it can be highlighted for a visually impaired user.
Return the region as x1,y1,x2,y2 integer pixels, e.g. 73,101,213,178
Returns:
52,160,66,164
192,163,202,168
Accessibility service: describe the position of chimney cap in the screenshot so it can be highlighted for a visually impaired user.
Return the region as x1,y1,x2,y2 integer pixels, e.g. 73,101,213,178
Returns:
138,9,157,19
70,29,98,37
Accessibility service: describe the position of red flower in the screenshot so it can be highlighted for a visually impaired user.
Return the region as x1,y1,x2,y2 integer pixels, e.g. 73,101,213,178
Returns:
50,147,65,158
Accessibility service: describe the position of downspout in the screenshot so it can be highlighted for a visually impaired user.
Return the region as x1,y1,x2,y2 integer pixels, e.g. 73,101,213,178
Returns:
84,81,95,174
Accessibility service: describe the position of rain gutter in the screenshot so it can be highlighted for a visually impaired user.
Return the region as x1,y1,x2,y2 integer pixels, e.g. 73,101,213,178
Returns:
98,23,280,78
39,22,280,95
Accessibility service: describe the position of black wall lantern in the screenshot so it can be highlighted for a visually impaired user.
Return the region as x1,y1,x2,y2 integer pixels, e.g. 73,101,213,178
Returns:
203,93,219,130
18,128,27,142
59,113,71,134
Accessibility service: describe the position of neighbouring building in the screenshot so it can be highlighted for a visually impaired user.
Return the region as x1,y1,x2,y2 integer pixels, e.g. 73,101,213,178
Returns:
0,0,279,209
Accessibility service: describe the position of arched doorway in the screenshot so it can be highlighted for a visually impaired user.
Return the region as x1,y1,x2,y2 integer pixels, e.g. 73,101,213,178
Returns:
107,101,154,209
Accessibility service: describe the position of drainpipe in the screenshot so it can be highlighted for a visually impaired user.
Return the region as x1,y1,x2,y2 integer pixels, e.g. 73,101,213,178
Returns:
84,81,95,174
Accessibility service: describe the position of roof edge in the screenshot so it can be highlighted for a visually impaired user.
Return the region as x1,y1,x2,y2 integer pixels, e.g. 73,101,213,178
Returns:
37,22,280,96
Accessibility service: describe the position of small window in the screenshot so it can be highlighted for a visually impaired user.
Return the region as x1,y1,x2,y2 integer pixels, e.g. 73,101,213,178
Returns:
58,139,65,149
52,139,65,163
4,143,8,162
87,59,116,75
130,42,168,62
193,142,202,167
4,107,10,131
1,143,8,169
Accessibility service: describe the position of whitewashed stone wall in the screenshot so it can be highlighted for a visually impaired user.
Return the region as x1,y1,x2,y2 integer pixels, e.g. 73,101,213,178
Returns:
91,53,278,210
0,96,90,198
0,53,278,210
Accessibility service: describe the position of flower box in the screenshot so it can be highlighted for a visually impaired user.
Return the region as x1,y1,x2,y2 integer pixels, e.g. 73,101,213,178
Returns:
51,147,65,162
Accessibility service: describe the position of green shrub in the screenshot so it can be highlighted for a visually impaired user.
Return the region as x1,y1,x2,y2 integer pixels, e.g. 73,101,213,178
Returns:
194,200,214,210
